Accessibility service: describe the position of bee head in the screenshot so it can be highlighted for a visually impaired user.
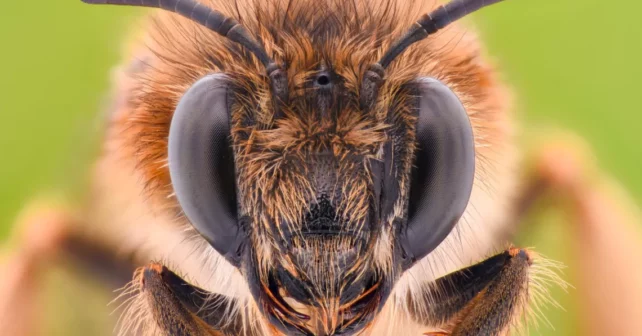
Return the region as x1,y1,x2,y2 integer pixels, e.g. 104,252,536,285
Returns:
84,0,505,333
167,67,400,334
166,43,474,336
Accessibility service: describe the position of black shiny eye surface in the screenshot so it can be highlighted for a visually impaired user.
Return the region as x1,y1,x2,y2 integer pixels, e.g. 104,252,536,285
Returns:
167,74,244,266
400,77,476,267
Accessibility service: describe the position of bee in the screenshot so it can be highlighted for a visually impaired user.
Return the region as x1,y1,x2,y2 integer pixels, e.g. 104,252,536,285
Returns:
4,0,642,335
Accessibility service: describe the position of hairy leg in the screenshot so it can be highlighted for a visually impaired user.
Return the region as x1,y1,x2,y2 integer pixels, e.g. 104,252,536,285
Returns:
0,201,136,336
127,262,244,336
408,247,535,336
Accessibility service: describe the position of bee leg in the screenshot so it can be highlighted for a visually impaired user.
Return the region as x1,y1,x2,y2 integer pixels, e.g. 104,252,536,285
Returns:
0,202,137,336
0,204,70,336
409,247,533,336
137,262,242,336
529,137,642,335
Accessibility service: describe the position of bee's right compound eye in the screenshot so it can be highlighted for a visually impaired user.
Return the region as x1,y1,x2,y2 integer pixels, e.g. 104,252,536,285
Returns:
167,74,245,267
399,78,476,268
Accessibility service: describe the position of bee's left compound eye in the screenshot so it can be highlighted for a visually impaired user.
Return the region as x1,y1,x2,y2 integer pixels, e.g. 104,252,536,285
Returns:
399,78,476,268
168,74,245,266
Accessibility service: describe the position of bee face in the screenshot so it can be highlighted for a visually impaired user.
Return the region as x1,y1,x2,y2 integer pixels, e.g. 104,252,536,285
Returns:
166,24,477,333
169,40,411,332
88,0,511,334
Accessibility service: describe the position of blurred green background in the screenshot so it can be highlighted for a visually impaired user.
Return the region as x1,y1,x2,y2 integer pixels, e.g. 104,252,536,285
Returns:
1,0,641,335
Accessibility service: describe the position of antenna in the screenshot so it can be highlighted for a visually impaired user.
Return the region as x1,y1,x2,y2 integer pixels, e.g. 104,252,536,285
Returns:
360,0,504,109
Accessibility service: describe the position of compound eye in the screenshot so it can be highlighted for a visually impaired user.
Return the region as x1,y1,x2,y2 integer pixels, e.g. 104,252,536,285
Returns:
401,77,475,267
167,74,244,266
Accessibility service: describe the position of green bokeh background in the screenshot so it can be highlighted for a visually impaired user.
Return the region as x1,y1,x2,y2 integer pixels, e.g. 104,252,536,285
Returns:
1,0,640,335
